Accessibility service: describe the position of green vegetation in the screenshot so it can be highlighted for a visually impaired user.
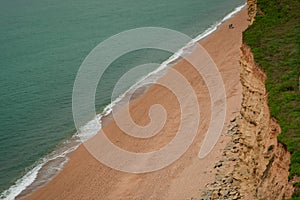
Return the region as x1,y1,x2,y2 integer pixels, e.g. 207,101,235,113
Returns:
243,0,300,197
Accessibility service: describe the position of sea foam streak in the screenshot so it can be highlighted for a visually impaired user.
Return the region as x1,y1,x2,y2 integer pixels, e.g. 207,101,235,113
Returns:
0,3,246,199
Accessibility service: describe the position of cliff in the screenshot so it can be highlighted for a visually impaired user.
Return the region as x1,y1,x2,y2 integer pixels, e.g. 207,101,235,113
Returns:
202,2,295,199
234,43,293,199
246,0,257,24
201,43,293,200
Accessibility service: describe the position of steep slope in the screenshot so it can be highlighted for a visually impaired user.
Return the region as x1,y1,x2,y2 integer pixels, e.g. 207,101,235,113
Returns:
235,43,293,199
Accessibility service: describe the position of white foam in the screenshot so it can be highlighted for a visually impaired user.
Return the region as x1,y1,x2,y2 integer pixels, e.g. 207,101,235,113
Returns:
0,139,80,200
0,3,246,199
0,165,43,200
76,115,102,142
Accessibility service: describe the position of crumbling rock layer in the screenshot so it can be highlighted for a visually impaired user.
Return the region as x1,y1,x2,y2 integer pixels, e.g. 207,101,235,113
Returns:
247,0,257,24
234,43,293,199
201,43,293,200
201,1,294,199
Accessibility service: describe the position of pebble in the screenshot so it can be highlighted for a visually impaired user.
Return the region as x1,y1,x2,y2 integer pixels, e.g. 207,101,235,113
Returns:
201,117,245,200
211,191,219,199
224,189,230,195
214,161,223,168
230,190,237,195
225,177,233,184
228,157,236,161
231,148,239,153
216,175,222,181
233,138,239,143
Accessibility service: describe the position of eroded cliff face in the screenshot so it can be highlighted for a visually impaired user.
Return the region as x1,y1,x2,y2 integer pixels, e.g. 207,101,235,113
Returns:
201,44,293,200
234,44,293,199
201,2,294,200
247,0,257,24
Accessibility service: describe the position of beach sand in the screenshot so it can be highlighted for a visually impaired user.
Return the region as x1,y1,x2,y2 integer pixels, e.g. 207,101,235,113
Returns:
25,8,249,200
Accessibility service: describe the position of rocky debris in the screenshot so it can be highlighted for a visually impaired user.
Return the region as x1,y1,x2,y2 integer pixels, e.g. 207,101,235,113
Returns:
201,184,241,200
200,116,242,200
214,162,223,168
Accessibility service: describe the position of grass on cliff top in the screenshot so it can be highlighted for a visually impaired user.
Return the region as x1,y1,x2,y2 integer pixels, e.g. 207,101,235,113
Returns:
243,0,300,197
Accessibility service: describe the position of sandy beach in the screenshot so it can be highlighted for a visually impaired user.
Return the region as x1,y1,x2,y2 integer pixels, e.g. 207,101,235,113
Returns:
25,8,249,200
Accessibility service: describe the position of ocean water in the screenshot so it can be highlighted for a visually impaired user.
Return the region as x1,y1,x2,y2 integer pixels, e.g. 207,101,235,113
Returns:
0,0,245,198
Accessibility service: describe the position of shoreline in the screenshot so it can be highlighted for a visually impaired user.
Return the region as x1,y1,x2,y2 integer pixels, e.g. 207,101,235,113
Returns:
1,4,247,200
25,9,248,199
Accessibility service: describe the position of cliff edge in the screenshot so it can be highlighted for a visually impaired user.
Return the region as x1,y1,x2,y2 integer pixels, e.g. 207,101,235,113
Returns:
235,43,293,199
201,1,296,199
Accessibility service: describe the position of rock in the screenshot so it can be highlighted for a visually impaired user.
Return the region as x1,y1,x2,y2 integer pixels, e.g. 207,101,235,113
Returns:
233,130,239,135
201,196,209,200
233,138,239,143
225,144,234,150
228,123,238,130
211,191,219,199
214,161,223,168
229,190,237,195
228,157,236,161
231,148,239,153
233,195,239,200
224,189,230,195
233,173,242,180
225,177,234,184
216,175,222,181
207,190,212,196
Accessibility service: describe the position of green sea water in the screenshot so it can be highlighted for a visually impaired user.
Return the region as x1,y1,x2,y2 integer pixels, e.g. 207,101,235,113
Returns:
0,0,244,197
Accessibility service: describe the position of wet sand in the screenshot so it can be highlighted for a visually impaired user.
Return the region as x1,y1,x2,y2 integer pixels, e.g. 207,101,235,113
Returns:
26,8,249,200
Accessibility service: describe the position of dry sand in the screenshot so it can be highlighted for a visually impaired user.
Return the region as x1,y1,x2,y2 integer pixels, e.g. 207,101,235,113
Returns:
26,8,249,200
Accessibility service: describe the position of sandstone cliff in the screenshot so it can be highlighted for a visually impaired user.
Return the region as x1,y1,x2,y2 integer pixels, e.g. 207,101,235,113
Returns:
246,0,257,24
201,2,294,199
201,44,293,200
234,43,293,199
